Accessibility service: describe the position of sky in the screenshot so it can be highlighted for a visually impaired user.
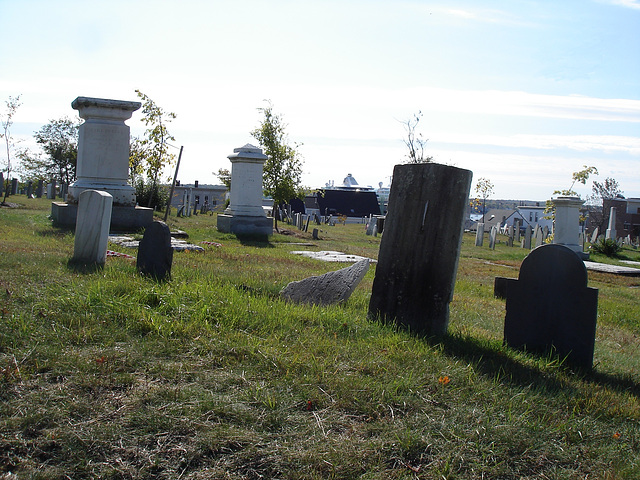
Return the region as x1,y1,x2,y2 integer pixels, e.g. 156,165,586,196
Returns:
1,0,639,201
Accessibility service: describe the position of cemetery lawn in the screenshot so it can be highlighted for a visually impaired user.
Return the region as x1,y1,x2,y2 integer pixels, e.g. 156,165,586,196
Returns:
1,198,640,480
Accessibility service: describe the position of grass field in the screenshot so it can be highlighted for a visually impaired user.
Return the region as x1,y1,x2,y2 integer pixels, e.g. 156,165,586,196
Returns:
1,197,639,479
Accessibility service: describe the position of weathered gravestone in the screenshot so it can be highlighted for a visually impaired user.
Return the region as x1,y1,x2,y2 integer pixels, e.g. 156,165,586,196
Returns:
534,225,544,248
11,178,18,195
366,216,376,236
0,172,4,196
47,179,57,199
475,223,485,247
137,221,174,281
281,258,369,306
72,190,113,265
590,227,599,244
368,163,473,336
36,180,44,198
523,224,532,249
489,225,497,250
501,243,598,369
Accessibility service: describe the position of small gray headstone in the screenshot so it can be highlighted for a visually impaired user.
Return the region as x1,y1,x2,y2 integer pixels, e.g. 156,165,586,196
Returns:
312,228,319,240
281,258,370,306
523,224,532,249
475,223,485,247
137,221,174,281
366,216,376,235
36,180,44,198
534,225,544,248
489,226,497,250
0,172,4,196
590,227,599,244
503,244,598,369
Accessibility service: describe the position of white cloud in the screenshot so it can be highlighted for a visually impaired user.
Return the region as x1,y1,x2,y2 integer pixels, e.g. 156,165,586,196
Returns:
600,0,640,10
432,133,640,156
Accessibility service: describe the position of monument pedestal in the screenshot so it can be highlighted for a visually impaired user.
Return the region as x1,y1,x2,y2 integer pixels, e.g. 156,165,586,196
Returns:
217,213,273,236
216,144,273,237
51,96,144,230
552,196,588,260
52,202,153,230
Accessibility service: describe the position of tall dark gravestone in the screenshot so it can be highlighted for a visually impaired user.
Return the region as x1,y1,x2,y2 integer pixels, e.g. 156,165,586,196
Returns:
368,163,473,336
502,244,598,369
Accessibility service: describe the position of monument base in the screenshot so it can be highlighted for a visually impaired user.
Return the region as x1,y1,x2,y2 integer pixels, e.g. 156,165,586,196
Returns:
217,214,273,236
553,242,590,260
51,202,154,230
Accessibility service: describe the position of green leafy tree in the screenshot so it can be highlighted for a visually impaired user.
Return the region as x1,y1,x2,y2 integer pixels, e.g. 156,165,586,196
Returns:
32,116,80,185
1,95,21,204
251,102,304,231
402,110,433,164
545,165,599,224
215,168,231,189
128,136,147,185
553,165,598,197
474,177,494,223
133,89,176,209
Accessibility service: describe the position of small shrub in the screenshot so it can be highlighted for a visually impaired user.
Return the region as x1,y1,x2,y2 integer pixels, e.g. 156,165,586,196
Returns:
134,179,169,211
589,238,621,257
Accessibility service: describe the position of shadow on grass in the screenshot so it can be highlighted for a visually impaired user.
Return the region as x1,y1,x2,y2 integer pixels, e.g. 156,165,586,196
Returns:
237,234,275,248
429,332,640,399
67,259,104,274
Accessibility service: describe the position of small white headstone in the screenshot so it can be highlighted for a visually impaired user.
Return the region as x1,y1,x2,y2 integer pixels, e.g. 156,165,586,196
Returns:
72,190,113,265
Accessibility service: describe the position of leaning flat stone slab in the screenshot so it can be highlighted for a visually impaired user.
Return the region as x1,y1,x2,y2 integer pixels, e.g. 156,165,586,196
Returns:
291,250,376,263
281,258,370,306
108,235,204,252
621,260,640,266
584,261,640,276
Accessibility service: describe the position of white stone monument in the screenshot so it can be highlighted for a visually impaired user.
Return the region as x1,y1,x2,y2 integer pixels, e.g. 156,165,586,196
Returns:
605,206,617,240
51,96,153,229
217,144,273,236
72,190,113,265
552,196,587,258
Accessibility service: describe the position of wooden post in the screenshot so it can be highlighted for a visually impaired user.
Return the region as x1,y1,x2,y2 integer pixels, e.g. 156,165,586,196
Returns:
164,145,183,222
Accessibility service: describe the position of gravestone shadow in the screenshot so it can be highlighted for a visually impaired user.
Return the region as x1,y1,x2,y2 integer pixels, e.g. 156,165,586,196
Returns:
429,332,640,400
236,234,275,248
67,258,104,274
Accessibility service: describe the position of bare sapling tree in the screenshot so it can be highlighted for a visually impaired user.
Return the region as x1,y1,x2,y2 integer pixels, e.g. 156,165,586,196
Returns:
474,177,494,223
1,95,22,204
402,110,433,164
